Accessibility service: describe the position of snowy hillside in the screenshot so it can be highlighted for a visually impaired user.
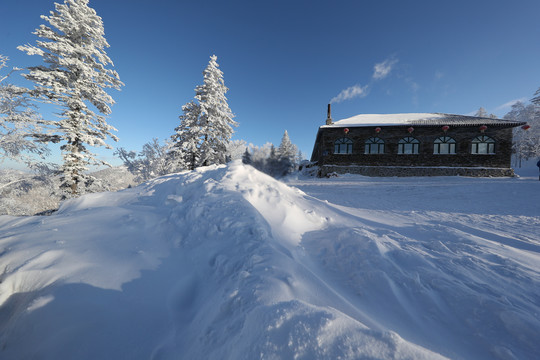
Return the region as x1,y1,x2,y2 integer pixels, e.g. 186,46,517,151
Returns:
0,166,136,216
0,161,539,359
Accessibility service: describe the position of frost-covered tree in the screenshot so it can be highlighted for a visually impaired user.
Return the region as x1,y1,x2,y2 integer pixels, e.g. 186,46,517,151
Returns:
277,130,298,161
264,144,282,177
242,148,252,165
503,101,540,166
169,55,237,170
226,139,248,161
246,144,269,174
169,100,201,171
474,107,496,119
275,130,297,176
475,107,488,117
115,138,170,183
195,55,237,167
0,55,49,167
18,0,123,195
532,88,540,106
296,149,305,167
244,141,299,178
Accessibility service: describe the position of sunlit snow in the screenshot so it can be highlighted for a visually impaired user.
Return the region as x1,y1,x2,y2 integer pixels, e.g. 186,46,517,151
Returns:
0,160,538,359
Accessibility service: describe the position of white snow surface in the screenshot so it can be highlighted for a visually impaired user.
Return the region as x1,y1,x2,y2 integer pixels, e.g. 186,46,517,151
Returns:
0,160,539,359
324,113,447,127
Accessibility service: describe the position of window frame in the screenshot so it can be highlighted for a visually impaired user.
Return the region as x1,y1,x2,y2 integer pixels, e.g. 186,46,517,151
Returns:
334,137,353,154
471,135,495,154
433,136,456,155
364,137,385,154
398,137,420,155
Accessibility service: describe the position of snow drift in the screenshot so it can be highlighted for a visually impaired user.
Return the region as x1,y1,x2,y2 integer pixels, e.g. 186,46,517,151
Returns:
0,161,539,359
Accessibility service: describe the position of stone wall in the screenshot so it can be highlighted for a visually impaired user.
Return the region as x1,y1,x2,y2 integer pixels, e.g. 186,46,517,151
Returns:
313,125,514,169
318,165,516,178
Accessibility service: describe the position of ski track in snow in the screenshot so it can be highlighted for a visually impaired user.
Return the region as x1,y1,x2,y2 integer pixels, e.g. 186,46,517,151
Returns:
0,161,539,359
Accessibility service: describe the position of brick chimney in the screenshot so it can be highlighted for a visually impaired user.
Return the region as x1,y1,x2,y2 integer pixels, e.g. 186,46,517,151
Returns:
326,103,333,125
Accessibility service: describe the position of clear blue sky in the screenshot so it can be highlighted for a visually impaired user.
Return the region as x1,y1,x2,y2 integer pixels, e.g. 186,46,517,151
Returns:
1,0,540,166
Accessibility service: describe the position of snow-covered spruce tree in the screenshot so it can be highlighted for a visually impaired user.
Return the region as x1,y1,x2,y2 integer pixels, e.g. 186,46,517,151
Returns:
168,100,201,171
18,0,123,195
274,130,298,176
195,55,237,167
278,130,298,164
0,55,49,167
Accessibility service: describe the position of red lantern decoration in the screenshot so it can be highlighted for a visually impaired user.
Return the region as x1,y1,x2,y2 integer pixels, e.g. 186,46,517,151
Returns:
407,127,414,133
522,125,531,130
344,128,349,134
375,127,381,133
442,125,450,132
479,125,488,132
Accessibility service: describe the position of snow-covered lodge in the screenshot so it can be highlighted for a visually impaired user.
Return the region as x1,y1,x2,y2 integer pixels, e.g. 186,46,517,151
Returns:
310,105,528,177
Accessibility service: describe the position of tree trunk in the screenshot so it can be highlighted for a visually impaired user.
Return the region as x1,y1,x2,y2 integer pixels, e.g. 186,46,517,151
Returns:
71,170,78,194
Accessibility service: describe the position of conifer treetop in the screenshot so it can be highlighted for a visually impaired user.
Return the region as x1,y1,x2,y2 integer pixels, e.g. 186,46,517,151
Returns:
18,0,123,116
194,55,237,166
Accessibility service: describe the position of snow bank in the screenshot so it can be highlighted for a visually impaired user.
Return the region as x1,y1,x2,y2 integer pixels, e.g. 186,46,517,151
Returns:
0,161,539,359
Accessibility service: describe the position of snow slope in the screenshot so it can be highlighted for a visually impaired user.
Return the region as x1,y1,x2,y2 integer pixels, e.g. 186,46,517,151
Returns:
0,161,538,359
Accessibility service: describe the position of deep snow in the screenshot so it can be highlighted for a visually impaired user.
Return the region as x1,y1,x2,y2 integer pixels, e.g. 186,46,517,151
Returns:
0,160,538,359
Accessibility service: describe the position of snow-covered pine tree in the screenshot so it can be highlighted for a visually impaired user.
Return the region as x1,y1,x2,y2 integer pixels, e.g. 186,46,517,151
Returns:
277,130,298,175
18,0,123,195
277,130,297,162
169,100,201,171
0,55,49,167
195,55,237,167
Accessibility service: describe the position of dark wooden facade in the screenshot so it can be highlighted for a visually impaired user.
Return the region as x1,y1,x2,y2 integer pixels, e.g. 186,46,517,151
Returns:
310,113,527,177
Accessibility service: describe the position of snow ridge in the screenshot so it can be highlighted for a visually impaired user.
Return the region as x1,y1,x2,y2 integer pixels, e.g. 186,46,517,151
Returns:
0,161,539,359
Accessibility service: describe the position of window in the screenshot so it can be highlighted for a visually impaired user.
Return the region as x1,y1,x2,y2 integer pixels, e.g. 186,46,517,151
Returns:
398,137,420,154
433,136,456,154
471,136,495,154
334,137,353,154
365,137,385,154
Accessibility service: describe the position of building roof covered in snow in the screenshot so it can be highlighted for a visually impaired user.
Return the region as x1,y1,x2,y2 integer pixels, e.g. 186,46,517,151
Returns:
322,113,527,128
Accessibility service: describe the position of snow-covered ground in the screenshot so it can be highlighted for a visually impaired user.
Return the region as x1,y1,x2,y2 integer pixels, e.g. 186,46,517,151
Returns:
0,160,538,359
